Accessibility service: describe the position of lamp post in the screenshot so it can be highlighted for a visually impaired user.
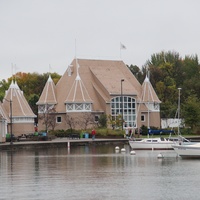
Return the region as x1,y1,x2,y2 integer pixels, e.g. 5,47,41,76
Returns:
178,88,182,136
121,79,124,130
4,98,13,145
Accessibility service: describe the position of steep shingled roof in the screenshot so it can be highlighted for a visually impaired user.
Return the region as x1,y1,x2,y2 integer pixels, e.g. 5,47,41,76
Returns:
36,75,57,105
55,58,143,112
2,81,36,118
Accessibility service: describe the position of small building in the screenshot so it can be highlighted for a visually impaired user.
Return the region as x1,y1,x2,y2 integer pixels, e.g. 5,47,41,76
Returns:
37,58,161,131
0,81,36,137
161,118,183,129
0,105,7,142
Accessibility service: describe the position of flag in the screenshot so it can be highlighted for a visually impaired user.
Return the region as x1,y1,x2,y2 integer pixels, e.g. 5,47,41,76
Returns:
120,43,126,50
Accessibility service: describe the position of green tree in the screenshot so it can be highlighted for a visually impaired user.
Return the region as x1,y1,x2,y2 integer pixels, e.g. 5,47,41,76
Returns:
98,114,107,128
128,64,144,84
182,95,200,131
28,94,40,116
143,51,182,118
0,79,10,101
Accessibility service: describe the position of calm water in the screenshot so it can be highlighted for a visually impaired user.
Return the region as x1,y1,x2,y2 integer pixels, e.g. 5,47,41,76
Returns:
0,144,200,200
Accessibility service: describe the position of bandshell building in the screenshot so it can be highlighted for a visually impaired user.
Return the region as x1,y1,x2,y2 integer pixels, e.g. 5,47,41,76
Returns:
37,59,161,131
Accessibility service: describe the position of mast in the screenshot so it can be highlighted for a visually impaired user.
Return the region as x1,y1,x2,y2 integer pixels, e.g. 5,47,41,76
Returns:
177,88,182,136
147,70,150,138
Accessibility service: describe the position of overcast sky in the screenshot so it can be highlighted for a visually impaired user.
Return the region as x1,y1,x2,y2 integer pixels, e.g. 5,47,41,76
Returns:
1,0,200,81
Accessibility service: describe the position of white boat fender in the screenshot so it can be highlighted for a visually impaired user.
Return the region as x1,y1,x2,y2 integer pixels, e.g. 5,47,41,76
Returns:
157,153,163,159
130,150,136,155
121,148,126,152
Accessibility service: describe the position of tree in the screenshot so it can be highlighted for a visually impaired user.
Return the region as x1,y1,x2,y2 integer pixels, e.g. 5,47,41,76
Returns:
128,64,144,84
0,79,10,101
28,94,40,115
182,95,200,130
98,114,107,128
38,104,57,132
79,113,94,130
108,114,123,129
0,72,61,115
65,115,78,133
143,51,186,118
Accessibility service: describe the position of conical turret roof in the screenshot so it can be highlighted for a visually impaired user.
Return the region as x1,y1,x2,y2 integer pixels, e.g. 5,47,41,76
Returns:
0,102,9,122
2,80,36,117
37,75,57,105
141,76,161,103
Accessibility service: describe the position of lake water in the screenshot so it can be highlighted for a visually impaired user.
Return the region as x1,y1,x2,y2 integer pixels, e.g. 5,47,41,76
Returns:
0,144,200,200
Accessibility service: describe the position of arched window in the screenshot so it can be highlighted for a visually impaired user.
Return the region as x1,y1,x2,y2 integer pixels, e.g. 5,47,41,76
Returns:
111,96,136,128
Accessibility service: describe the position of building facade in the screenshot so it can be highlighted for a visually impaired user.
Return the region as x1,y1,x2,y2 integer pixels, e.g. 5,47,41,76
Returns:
0,81,36,137
37,59,161,131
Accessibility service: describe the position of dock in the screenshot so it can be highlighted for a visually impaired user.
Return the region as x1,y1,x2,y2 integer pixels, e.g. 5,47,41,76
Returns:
0,138,129,150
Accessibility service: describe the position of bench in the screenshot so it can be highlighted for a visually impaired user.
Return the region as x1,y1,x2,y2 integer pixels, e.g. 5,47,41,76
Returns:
67,133,80,139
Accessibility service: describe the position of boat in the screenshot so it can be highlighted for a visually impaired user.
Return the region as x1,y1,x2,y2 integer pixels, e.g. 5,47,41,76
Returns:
170,88,200,158
129,137,175,150
128,73,177,150
172,142,200,158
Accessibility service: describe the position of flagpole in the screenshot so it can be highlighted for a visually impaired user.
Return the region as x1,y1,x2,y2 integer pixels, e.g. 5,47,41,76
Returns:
11,63,14,81
120,43,122,59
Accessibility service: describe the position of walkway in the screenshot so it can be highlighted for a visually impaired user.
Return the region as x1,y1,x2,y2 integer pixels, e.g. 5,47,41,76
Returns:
0,138,128,150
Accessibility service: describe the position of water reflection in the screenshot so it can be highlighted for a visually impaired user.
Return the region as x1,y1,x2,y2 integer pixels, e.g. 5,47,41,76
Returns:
1,145,200,200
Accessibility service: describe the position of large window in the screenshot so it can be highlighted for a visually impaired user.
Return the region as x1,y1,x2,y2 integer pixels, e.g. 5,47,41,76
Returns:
111,96,136,128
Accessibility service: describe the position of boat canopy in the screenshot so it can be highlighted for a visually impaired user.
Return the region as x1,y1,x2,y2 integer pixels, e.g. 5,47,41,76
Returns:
148,129,174,135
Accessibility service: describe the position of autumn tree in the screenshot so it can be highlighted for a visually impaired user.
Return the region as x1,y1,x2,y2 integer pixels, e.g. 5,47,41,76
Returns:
65,115,79,133
38,104,57,132
79,113,95,130
108,114,123,129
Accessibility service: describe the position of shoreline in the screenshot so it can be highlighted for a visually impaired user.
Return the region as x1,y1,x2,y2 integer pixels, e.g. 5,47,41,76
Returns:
0,138,129,150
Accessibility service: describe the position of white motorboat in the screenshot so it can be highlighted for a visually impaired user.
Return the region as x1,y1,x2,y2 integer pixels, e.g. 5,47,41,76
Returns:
129,137,175,150
172,142,200,158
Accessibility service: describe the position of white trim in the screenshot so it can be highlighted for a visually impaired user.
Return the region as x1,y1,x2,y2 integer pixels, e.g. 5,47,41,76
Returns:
56,116,62,123
66,103,92,112
12,117,35,123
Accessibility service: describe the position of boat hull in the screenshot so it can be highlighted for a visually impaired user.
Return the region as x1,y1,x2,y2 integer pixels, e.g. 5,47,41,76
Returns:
172,143,200,158
129,140,174,150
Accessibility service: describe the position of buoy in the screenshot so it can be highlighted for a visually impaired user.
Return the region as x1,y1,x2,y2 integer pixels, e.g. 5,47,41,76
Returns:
130,150,136,155
115,146,120,150
157,153,163,159
121,148,126,152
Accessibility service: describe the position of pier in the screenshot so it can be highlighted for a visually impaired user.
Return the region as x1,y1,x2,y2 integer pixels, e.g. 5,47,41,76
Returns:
0,138,128,150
